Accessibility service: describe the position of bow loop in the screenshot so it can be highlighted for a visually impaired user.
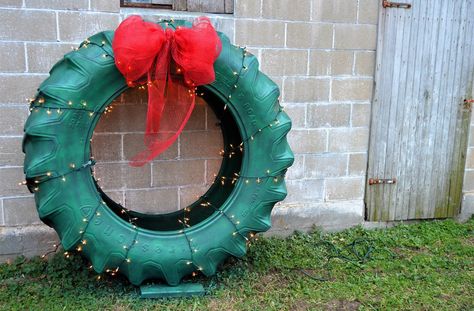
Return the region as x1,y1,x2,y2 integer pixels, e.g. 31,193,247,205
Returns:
113,16,166,84
112,16,221,166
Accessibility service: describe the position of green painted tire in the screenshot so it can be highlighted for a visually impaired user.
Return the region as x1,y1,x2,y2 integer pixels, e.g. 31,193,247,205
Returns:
23,21,293,286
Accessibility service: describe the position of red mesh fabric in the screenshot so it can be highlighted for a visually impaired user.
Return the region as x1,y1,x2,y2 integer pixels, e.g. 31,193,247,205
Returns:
112,16,221,166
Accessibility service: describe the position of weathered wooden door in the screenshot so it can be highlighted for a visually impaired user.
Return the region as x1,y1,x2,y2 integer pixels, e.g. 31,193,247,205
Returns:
367,0,474,221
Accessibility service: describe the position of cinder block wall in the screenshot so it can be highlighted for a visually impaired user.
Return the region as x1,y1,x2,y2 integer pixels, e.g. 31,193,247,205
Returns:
0,0,379,259
461,80,474,221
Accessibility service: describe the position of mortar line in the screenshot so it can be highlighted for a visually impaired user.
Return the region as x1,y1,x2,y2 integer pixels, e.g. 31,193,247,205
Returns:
55,11,60,42
23,42,28,73
0,199,4,225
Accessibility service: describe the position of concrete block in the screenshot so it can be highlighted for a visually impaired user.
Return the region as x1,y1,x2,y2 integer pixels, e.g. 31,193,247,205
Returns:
470,126,474,146
285,179,324,202
0,9,56,41
0,137,23,167
0,201,3,225
287,129,327,153
206,159,222,184
459,193,474,222
466,148,474,169
305,154,347,178
0,107,29,135
183,99,206,131
332,79,374,101
210,17,235,43
284,77,330,102
0,75,45,104
0,0,22,8
25,0,88,10
286,23,333,49
261,49,308,76
235,0,262,17
355,51,376,76
180,185,209,208
0,42,25,72
125,188,178,214
309,50,354,76
286,154,304,180
269,200,364,234
0,168,30,196
90,134,122,162
93,162,151,190
180,131,223,159
358,0,379,24
307,104,351,127
348,153,367,176
282,104,306,128
123,133,178,161
334,24,377,50
325,177,365,200
351,103,371,127
90,0,121,12
102,190,124,205
3,196,41,226
26,43,72,73
328,128,369,152
0,225,59,262
95,102,147,133
262,0,311,21
312,0,358,23
463,170,474,192
152,160,205,187
235,19,285,47
58,12,120,42
332,51,354,76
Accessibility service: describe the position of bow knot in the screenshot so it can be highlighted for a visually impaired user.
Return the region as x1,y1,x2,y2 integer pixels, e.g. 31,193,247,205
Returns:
113,16,221,166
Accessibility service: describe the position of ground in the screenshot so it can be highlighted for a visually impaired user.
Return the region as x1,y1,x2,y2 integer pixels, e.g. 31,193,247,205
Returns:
0,218,472,310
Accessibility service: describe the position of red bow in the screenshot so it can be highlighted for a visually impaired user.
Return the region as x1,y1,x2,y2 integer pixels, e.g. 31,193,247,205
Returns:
112,16,222,166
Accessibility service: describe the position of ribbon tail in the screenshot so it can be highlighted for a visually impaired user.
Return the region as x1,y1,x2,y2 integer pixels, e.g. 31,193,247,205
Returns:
129,59,196,167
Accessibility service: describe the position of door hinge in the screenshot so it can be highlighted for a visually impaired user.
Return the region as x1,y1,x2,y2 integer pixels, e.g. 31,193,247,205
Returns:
463,99,474,112
368,178,397,185
382,1,411,9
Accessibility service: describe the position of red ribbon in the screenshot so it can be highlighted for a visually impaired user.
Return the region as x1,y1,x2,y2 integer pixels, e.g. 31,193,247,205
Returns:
112,16,222,166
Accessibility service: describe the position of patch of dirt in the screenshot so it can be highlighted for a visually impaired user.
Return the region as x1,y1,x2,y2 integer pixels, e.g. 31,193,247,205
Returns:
321,299,362,311
253,271,290,292
461,236,474,247
291,299,312,311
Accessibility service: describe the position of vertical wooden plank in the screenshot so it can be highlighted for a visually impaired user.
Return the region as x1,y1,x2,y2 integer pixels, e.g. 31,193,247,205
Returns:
416,0,439,219
403,0,426,219
438,1,464,218
408,0,432,219
384,8,407,221
224,0,234,13
427,0,451,219
389,3,416,220
367,2,395,221
447,0,473,217
173,0,187,11
151,0,173,4
187,0,225,13
394,0,422,220
433,0,457,218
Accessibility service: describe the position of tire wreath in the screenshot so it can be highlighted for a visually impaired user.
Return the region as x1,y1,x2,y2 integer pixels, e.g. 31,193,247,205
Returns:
23,21,294,286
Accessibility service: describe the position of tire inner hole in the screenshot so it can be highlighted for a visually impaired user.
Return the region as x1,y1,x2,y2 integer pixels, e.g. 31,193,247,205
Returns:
91,86,243,231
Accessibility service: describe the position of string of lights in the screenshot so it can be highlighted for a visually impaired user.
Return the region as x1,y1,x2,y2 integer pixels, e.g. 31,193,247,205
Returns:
24,20,280,280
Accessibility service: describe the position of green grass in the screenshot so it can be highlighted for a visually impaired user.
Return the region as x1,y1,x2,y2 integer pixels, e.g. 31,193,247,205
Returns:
1,218,473,310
